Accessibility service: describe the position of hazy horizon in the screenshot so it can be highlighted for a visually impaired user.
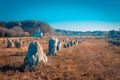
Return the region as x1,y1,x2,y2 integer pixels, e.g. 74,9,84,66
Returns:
0,0,120,31
50,21,120,31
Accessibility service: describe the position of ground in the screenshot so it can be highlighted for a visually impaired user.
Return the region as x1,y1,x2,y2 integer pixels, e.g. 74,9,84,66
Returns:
0,36,120,80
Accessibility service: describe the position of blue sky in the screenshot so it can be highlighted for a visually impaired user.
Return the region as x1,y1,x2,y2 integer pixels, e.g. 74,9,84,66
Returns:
0,0,120,31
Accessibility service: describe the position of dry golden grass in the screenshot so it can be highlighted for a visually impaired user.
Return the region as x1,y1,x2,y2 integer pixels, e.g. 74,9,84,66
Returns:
0,36,120,80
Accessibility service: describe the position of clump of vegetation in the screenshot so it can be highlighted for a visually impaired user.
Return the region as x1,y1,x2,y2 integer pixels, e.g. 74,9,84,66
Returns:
0,26,30,37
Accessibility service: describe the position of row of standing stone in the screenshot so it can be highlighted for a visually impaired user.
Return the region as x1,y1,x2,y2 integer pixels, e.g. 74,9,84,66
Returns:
2,37,35,48
7,39,23,48
64,40,81,48
106,39,120,46
48,37,62,55
2,37,82,71
23,37,82,70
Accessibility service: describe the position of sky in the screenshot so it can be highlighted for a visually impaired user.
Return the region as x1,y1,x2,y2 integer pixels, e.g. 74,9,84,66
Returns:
0,0,120,31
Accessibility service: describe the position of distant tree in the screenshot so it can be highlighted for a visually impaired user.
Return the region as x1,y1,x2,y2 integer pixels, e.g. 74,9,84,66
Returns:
108,30,117,37
118,28,120,36
6,21,22,29
24,32,30,37
13,26,24,36
0,27,8,37
6,29,16,37
0,20,55,37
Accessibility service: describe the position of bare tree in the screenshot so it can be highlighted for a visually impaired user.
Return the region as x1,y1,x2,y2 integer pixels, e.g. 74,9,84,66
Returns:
24,32,30,37
0,27,8,37
7,29,16,37
13,26,24,36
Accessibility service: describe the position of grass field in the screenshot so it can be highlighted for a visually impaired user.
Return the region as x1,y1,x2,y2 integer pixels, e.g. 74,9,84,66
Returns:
0,36,120,80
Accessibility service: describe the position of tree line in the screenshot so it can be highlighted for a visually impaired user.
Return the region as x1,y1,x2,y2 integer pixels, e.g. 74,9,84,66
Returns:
0,20,55,37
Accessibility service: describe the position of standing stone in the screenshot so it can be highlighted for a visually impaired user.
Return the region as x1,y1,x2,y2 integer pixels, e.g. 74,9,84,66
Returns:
27,39,29,42
23,41,38,69
48,37,58,55
20,37,22,41
15,40,22,48
57,41,62,51
64,44,67,48
73,41,76,45
2,39,6,43
23,41,47,70
67,43,70,47
22,41,25,45
7,40,14,48
69,40,74,46
35,42,47,63
75,40,78,45
78,41,81,44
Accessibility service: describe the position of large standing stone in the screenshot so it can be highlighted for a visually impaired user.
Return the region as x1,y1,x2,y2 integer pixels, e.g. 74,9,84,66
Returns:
48,37,58,55
35,42,47,63
23,41,47,69
23,42,38,69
